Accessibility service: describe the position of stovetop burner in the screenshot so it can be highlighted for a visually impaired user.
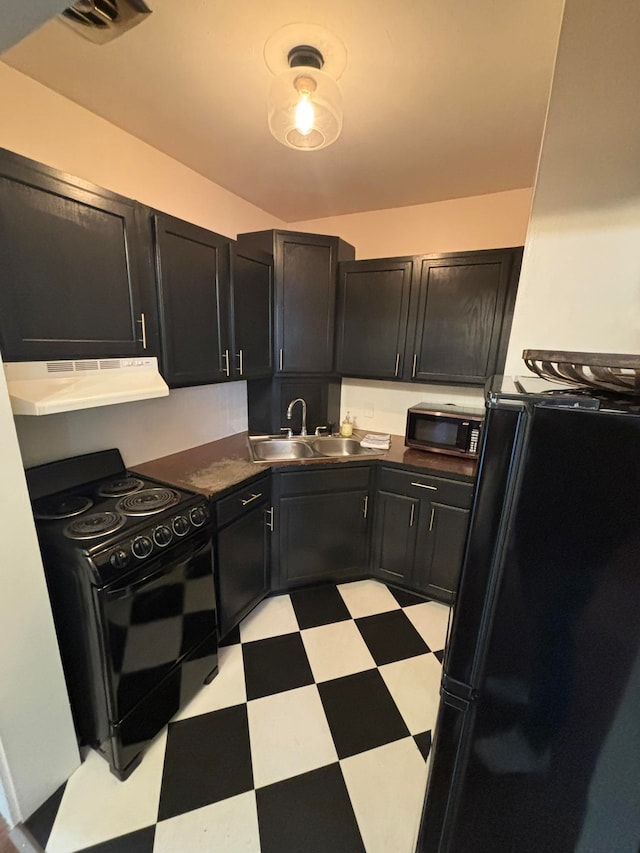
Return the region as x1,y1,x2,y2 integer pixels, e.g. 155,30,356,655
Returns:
64,511,126,540
96,477,144,498
115,487,180,516
33,494,94,520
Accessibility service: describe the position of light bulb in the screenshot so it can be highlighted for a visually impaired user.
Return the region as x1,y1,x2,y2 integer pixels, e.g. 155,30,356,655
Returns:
295,94,314,136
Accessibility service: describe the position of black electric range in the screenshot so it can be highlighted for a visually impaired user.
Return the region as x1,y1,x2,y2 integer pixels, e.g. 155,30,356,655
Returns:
26,449,219,780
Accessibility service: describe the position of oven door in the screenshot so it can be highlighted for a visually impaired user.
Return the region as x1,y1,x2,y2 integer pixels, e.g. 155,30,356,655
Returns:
95,530,216,723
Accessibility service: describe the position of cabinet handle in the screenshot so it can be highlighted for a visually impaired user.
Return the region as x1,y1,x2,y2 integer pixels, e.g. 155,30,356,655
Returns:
394,353,400,377
409,504,415,527
137,313,147,350
279,349,283,371
410,482,437,490
222,349,230,376
266,506,274,531
363,495,369,519
429,506,435,532
236,349,244,376
240,492,263,506
412,353,417,378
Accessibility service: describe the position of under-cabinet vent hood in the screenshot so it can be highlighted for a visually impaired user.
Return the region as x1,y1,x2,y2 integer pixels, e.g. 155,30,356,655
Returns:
4,357,169,416
60,0,152,45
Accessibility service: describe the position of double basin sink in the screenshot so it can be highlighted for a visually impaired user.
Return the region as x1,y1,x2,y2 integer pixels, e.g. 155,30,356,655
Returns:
248,434,387,463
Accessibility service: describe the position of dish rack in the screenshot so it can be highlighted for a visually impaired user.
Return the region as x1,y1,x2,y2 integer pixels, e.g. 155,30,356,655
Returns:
523,350,640,395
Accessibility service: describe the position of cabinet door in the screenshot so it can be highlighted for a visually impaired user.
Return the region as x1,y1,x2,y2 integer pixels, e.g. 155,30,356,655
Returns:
406,249,521,385
153,212,231,387
0,149,156,361
231,244,273,379
335,258,413,379
372,490,419,584
274,232,340,374
276,489,369,589
414,502,470,603
216,497,270,638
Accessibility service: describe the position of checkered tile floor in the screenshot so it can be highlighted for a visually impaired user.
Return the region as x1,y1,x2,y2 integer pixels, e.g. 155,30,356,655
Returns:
27,580,449,853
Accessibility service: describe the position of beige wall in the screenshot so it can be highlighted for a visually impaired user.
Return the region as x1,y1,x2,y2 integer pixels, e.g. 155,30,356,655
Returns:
0,363,79,824
505,0,640,374
289,188,532,259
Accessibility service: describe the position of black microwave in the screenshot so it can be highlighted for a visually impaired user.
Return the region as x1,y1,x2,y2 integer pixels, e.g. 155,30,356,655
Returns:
405,403,485,458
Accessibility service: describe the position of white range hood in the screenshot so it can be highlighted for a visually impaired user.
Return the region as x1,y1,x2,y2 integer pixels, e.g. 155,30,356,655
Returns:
4,357,169,416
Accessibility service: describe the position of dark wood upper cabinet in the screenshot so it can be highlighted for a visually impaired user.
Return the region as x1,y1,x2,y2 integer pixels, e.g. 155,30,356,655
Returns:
406,247,523,385
236,229,355,375
152,212,231,387
0,148,157,362
335,257,413,379
230,244,273,380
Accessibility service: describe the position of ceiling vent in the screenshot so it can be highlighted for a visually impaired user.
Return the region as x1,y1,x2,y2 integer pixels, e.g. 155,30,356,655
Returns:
60,0,152,45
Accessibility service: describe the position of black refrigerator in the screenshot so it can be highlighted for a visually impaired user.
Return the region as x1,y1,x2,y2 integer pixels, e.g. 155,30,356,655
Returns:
416,376,640,853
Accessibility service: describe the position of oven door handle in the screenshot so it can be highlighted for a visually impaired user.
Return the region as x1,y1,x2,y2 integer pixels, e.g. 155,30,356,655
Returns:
106,564,173,598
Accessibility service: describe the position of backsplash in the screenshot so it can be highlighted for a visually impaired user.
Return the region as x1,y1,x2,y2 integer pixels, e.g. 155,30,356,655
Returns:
14,381,248,469
340,378,485,436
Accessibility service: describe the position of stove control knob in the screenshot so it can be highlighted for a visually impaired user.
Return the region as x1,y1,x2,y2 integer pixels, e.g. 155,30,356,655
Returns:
153,525,173,548
132,535,153,559
189,505,208,528
172,515,190,537
109,549,130,570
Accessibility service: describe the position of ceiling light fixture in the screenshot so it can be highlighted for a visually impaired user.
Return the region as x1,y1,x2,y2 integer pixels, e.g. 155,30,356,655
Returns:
268,44,343,151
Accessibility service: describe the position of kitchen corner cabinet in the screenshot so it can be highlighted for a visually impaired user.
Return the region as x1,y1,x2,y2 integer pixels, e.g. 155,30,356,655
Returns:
372,467,473,603
230,244,273,379
271,466,371,591
0,148,158,362
152,212,232,387
335,257,413,379
236,229,355,375
407,247,523,385
213,475,271,638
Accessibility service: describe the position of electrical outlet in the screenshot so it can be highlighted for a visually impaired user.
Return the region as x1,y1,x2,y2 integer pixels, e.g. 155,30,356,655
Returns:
364,407,374,418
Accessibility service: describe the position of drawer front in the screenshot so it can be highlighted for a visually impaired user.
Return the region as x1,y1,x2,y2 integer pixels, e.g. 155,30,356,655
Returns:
278,465,371,497
215,476,271,528
378,466,473,508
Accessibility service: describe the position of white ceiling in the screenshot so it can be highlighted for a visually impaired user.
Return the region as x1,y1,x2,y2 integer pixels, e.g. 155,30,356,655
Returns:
1,0,565,221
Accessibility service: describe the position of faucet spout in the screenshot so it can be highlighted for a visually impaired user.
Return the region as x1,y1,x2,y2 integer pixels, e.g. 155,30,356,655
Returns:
286,397,308,436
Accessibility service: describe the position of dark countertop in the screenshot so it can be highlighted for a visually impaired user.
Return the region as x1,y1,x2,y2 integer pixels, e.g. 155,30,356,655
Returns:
132,431,478,498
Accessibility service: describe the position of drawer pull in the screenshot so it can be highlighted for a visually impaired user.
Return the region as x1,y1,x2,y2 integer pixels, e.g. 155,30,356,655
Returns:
429,506,435,531
240,492,263,506
410,482,437,491
266,506,274,531
409,504,415,527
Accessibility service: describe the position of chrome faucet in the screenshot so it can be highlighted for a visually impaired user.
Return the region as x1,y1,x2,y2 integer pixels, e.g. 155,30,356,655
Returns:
286,397,307,436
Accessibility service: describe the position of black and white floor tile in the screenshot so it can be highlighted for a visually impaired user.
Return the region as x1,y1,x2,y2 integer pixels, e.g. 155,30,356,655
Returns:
28,580,449,853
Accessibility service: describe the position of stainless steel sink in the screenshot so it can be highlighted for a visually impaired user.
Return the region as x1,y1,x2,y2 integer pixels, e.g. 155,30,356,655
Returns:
311,437,375,457
249,438,315,462
248,434,387,463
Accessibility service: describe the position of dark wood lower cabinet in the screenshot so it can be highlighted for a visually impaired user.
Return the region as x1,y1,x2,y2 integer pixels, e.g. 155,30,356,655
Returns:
272,466,371,591
372,467,473,603
372,491,419,585
212,462,472,620
414,501,470,603
214,476,271,638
